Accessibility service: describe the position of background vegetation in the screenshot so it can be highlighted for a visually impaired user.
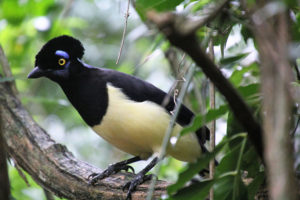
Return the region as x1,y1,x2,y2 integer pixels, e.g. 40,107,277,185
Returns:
0,0,299,199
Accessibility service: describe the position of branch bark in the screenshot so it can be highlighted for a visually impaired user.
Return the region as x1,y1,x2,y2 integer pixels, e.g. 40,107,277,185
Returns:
0,45,18,96
147,11,264,160
0,81,167,200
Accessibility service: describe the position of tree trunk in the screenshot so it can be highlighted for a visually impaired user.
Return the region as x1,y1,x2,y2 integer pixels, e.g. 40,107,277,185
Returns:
251,7,298,200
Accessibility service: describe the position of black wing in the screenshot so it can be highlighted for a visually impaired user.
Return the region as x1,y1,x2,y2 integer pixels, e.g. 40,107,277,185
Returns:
101,68,210,145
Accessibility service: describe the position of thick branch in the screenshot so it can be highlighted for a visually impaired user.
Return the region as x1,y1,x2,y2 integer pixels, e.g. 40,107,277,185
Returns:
147,12,263,159
0,82,167,200
0,46,18,96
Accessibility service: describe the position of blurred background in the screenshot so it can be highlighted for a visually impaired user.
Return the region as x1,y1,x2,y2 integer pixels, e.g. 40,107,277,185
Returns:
0,0,276,199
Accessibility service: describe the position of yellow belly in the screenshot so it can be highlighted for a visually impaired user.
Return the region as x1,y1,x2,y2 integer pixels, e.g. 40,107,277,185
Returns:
92,84,201,162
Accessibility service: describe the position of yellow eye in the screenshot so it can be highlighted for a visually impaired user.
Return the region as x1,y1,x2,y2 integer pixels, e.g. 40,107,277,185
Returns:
58,58,66,66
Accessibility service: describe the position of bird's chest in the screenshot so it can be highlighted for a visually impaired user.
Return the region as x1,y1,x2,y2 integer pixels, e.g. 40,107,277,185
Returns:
92,85,202,162
92,85,174,159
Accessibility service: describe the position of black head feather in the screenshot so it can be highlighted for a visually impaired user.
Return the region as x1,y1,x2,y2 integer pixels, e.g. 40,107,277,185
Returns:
35,35,85,69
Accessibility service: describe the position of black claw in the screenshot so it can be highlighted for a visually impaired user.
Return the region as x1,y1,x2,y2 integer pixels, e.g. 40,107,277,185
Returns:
122,181,130,192
126,191,132,200
88,172,107,185
87,172,98,180
123,173,154,200
88,163,136,185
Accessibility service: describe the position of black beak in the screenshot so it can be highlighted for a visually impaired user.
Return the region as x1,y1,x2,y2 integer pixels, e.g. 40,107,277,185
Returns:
27,67,45,79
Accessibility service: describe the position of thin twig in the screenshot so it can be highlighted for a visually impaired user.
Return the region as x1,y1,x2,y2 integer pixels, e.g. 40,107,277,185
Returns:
60,0,74,18
0,45,18,96
293,62,300,81
162,52,188,109
116,0,131,64
208,37,215,200
291,115,300,138
146,65,196,200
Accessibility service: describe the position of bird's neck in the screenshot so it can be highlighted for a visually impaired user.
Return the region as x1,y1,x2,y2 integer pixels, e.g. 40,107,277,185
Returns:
57,69,108,127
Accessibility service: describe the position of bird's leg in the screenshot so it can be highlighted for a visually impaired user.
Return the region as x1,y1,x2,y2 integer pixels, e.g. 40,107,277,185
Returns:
88,156,141,185
123,157,158,200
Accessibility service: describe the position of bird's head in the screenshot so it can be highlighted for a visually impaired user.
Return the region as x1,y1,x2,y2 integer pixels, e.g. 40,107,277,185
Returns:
28,35,85,82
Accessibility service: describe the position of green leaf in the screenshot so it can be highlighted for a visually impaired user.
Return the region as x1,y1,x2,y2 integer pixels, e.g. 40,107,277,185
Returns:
220,53,250,68
1,0,26,25
191,0,210,12
214,137,248,200
168,133,247,194
218,25,233,57
242,146,261,178
241,25,253,42
136,0,184,11
229,63,259,86
172,179,214,200
213,175,234,200
167,151,217,194
247,171,265,200
214,175,248,200
226,85,261,140
135,0,184,20
226,111,244,139
215,140,243,177
180,104,229,136
172,172,244,200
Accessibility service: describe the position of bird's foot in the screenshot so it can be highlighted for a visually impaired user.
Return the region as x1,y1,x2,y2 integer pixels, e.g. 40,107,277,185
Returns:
122,173,156,200
88,163,135,185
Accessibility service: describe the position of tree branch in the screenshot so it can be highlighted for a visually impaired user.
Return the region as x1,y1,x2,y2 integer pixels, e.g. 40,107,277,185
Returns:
0,82,167,200
147,11,263,160
251,2,298,200
181,0,230,34
0,45,18,96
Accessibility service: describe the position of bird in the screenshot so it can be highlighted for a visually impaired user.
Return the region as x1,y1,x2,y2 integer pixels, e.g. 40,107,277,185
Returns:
28,35,210,199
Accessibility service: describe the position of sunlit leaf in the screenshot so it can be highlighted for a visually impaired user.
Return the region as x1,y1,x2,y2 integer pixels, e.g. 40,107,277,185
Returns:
136,0,184,11
135,0,184,20
220,53,250,67
229,64,258,86
191,0,211,12
180,104,228,136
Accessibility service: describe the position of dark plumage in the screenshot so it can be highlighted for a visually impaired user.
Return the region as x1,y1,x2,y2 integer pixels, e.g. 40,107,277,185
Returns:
28,35,210,199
